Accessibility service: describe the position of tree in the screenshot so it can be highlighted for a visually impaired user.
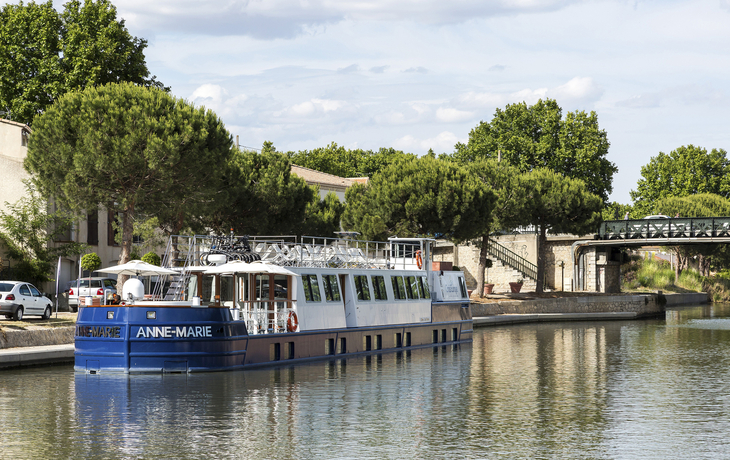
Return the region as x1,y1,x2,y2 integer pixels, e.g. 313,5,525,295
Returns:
521,168,603,293
288,143,415,178
466,159,530,296
25,82,233,285
631,145,730,216
0,183,85,285
0,0,163,126
80,252,101,273
654,193,730,277
602,202,634,221
207,142,317,235
300,191,345,237
342,156,494,242
454,98,616,203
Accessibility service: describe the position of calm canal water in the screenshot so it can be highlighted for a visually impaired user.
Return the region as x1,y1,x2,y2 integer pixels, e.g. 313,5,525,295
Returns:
3,303,730,459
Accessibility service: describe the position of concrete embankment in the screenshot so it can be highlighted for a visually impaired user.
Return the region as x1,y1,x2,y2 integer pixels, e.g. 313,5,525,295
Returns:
472,292,709,327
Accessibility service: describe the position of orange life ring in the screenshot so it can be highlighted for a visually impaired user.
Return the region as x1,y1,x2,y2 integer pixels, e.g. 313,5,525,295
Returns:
415,250,423,270
287,311,299,332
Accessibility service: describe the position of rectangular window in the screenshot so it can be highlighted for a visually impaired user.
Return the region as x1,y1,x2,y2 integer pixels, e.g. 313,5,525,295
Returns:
339,337,347,354
432,330,439,344
372,275,388,300
326,338,335,355
452,328,458,341
391,276,406,300
419,277,430,299
271,343,281,361
87,211,99,245
441,329,447,342
302,274,321,302
395,332,402,348
406,276,419,299
364,335,372,351
405,332,412,347
375,335,382,350
458,276,468,299
323,275,341,301
354,275,371,301
287,342,295,359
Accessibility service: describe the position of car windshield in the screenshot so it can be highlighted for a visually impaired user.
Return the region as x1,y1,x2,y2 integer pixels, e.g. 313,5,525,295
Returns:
0,283,14,292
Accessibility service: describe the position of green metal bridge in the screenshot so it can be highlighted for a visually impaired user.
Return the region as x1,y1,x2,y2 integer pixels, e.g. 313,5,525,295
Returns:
598,217,730,242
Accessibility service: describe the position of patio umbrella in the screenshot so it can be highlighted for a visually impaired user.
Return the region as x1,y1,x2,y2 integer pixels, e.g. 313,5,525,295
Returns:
204,261,299,277
97,260,179,277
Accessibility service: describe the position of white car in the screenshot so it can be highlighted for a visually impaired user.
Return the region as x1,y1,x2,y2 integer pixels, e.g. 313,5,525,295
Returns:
0,281,53,321
68,277,117,312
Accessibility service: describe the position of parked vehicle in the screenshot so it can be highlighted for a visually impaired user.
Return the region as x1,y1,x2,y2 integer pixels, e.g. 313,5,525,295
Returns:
0,281,53,321
68,278,117,312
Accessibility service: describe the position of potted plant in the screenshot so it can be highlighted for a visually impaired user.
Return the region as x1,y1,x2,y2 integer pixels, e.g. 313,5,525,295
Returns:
509,278,523,293
483,258,494,295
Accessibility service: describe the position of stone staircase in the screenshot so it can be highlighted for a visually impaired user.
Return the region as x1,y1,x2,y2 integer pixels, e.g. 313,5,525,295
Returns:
484,258,537,293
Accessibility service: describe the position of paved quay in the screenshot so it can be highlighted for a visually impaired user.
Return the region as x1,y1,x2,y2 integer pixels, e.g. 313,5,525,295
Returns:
473,311,639,327
0,343,74,369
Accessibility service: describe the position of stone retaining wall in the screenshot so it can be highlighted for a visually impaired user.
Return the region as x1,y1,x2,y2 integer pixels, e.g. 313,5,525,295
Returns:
471,292,709,318
0,326,75,349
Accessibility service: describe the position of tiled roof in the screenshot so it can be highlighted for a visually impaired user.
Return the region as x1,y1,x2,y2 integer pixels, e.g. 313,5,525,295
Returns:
0,118,31,132
291,165,355,189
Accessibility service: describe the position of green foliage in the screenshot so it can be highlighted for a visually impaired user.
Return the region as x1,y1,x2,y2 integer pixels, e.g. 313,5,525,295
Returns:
209,142,316,235
288,143,415,178
454,98,616,203
301,191,345,237
141,251,161,266
602,202,634,220
631,145,730,215
25,82,233,265
80,252,101,272
0,0,163,126
0,183,85,285
521,168,603,293
342,156,495,242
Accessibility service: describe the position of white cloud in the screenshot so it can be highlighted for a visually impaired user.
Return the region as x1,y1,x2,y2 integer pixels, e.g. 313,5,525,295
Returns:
277,98,350,119
548,77,604,106
115,0,582,39
436,107,474,123
393,131,462,153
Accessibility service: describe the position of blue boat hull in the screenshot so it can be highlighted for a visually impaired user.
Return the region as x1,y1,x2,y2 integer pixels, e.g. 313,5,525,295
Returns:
75,303,472,374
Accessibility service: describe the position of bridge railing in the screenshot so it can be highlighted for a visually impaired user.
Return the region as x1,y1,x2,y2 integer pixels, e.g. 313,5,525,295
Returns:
599,218,730,240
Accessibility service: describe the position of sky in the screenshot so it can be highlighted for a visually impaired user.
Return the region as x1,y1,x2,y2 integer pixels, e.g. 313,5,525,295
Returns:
41,0,730,203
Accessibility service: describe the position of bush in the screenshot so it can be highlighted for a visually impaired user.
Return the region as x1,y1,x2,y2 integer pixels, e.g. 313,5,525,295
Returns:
81,253,102,273
141,252,161,266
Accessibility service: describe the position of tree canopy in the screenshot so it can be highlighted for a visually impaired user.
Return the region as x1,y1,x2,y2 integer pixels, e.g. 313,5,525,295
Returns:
0,0,163,126
208,142,325,236
25,82,233,270
287,142,416,178
631,145,730,215
0,184,84,285
521,168,603,293
453,98,616,203
342,156,495,242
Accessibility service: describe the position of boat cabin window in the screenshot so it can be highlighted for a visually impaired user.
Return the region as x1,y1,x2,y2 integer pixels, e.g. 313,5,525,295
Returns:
323,275,341,302
458,276,468,299
371,275,388,301
391,276,406,300
354,275,371,301
420,276,430,299
405,275,420,299
301,274,321,302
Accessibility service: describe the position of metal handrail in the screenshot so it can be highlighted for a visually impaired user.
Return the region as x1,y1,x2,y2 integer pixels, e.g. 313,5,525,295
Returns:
486,238,538,281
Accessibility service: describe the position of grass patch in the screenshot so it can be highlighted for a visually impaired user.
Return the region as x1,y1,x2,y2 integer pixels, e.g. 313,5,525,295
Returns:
621,256,730,302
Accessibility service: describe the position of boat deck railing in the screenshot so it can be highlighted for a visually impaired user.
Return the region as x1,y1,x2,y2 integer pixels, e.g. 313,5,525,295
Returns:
165,234,423,271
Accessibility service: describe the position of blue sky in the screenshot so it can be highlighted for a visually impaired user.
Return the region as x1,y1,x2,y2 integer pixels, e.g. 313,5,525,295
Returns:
44,1,730,203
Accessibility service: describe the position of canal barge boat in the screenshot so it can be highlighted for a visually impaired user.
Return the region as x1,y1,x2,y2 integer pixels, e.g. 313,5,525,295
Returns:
74,235,473,374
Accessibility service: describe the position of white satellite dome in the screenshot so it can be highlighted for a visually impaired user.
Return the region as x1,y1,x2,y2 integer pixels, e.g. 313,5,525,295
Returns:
122,278,145,301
